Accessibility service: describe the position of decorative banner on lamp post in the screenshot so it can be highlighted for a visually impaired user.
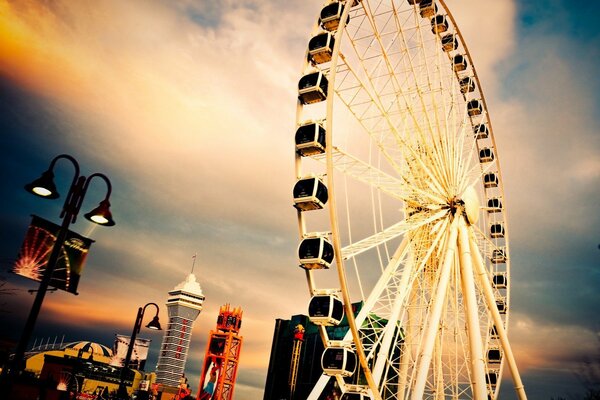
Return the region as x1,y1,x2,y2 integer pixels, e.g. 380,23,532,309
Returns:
12,215,94,295
110,334,152,370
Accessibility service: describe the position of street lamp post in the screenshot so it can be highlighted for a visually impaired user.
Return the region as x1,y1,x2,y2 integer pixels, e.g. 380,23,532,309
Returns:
7,154,115,379
117,302,161,400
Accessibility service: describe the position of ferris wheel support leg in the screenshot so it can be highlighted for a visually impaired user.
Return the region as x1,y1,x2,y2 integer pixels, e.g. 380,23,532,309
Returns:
468,231,528,400
371,243,414,387
411,218,460,400
457,218,488,400
307,374,333,400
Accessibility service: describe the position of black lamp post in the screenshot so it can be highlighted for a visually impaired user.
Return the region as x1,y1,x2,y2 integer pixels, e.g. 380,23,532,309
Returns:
117,302,161,400
7,154,115,379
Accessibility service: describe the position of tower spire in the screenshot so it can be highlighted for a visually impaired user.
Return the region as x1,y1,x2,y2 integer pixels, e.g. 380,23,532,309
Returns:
191,253,197,274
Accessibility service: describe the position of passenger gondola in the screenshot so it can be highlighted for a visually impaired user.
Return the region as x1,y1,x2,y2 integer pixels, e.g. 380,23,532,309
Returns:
431,14,448,34
473,123,489,139
490,222,505,238
487,197,502,213
296,122,326,156
293,176,329,211
453,54,468,71
479,148,494,163
493,272,507,289
489,325,499,339
496,298,507,314
299,71,329,105
321,346,357,377
308,32,335,65
441,33,458,52
486,370,499,386
459,76,475,93
298,236,335,270
419,0,437,18
308,292,344,325
487,348,502,364
491,248,507,264
483,172,498,188
319,2,347,31
467,99,483,116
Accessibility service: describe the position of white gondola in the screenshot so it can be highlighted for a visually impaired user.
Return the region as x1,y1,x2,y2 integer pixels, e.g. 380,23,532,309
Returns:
341,393,367,400
490,222,505,238
308,292,344,325
419,0,437,18
492,272,507,289
486,369,500,386
487,347,502,364
319,2,346,32
489,325,499,339
474,123,489,139
321,346,357,377
459,76,475,93
487,197,502,213
299,71,329,105
308,32,335,65
453,54,468,71
496,298,507,314
491,248,507,264
431,14,448,34
467,99,483,116
483,172,498,188
296,122,326,156
479,147,494,163
299,236,335,270
441,33,457,52
293,176,329,211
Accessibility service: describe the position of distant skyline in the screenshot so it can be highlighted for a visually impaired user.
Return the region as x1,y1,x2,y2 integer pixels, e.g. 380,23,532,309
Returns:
1,0,599,399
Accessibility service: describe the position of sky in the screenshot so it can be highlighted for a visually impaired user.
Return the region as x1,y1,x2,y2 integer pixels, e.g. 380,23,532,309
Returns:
0,0,599,399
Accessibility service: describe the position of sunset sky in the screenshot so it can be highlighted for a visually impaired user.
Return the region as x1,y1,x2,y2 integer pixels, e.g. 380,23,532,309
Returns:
0,0,599,399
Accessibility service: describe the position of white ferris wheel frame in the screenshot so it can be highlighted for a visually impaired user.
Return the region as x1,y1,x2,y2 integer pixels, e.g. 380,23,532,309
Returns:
294,1,528,399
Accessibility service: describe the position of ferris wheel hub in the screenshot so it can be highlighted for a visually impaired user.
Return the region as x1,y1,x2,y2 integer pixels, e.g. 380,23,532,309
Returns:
462,186,480,225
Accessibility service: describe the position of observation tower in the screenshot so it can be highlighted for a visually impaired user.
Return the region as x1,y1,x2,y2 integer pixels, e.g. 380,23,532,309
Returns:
155,272,205,387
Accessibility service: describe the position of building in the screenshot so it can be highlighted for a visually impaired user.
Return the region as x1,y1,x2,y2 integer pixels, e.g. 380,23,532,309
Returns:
155,273,205,388
263,303,362,400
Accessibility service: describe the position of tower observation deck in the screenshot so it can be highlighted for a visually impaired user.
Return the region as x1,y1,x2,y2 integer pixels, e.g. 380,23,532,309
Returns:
155,273,205,387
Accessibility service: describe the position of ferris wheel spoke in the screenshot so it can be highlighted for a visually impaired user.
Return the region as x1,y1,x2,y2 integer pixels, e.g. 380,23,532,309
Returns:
342,209,447,260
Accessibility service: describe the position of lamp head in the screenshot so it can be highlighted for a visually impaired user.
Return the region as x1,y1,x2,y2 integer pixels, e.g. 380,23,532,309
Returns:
146,315,162,330
24,170,59,199
84,199,115,226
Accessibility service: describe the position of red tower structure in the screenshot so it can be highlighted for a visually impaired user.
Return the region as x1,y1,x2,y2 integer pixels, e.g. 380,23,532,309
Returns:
197,304,243,400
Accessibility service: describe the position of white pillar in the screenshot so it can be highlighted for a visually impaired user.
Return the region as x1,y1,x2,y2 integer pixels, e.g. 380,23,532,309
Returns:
468,230,528,400
458,218,488,400
411,217,459,399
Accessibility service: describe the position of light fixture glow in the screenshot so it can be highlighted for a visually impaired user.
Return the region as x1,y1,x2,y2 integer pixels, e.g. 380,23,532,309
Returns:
32,187,53,197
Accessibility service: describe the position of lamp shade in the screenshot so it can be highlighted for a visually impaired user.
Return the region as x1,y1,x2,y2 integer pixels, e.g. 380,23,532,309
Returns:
84,199,115,226
24,170,59,199
146,315,162,330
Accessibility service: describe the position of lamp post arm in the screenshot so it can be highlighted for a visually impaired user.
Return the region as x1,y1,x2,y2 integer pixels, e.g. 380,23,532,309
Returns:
142,302,159,317
71,173,112,224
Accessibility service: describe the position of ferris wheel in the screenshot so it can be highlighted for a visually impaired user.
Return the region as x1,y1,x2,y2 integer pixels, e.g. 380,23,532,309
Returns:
292,0,528,399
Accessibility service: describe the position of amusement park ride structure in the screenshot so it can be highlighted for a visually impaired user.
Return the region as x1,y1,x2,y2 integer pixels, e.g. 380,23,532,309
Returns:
197,305,243,400
292,0,528,399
